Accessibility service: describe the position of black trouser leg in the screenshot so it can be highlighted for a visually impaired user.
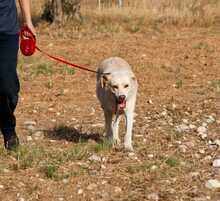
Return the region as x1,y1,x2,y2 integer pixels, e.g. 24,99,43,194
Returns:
0,34,19,143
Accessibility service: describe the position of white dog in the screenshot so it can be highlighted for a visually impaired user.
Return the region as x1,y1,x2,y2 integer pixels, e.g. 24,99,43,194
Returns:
96,57,138,151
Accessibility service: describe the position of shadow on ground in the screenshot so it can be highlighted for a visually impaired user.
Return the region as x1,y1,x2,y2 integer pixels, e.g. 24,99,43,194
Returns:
46,125,103,143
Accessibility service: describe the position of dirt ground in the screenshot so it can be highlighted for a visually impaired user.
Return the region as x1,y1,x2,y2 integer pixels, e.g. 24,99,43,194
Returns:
0,24,220,201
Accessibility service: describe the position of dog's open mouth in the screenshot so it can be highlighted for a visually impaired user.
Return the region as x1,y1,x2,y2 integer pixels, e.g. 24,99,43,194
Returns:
117,96,126,111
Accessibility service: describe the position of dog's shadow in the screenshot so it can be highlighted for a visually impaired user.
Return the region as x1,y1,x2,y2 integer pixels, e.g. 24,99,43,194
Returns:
46,125,103,144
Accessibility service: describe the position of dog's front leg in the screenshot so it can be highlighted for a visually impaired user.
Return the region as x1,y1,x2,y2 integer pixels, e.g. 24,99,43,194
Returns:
112,114,121,146
104,109,113,140
124,110,134,152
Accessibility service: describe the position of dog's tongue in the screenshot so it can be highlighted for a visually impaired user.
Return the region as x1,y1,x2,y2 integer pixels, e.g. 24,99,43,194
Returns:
118,100,126,110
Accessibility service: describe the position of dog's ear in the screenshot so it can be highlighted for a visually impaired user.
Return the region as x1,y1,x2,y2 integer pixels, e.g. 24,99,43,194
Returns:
101,73,111,88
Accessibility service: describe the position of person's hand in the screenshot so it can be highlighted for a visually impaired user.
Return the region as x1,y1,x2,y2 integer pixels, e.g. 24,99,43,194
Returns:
26,21,36,36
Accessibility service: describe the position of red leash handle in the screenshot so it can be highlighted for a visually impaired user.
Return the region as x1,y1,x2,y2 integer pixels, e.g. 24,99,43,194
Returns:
20,26,36,56
19,26,100,74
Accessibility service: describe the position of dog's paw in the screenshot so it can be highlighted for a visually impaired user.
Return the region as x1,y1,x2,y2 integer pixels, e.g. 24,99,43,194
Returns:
124,144,134,152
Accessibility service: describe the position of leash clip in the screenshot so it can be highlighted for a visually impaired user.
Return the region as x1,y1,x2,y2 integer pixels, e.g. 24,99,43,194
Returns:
20,26,36,56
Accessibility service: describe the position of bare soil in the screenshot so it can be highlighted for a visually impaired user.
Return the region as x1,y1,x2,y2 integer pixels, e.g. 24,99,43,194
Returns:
0,25,220,201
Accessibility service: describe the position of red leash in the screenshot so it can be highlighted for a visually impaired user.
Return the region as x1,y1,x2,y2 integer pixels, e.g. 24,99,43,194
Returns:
20,26,99,74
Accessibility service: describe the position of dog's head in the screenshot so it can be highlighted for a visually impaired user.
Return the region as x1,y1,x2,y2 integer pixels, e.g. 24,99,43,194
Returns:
101,72,136,110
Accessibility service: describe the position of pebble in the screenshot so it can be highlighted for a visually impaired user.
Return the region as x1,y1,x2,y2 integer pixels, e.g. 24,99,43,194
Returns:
182,119,189,124
175,124,189,133
3,168,10,173
200,133,208,139
88,154,102,162
58,198,64,201
24,121,36,126
128,152,135,157
197,126,207,134
214,139,220,146
206,116,215,124
0,184,4,189
114,186,122,193
213,159,220,168
151,165,158,170
189,124,197,130
33,131,44,140
62,179,69,184
205,179,220,189
179,145,187,153
77,189,83,195
101,164,106,169
101,180,107,185
147,193,159,201
199,149,205,154
26,125,35,132
87,183,97,190
17,198,25,201
26,136,33,141
190,172,200,178
147,154,154,159
193,197,208,201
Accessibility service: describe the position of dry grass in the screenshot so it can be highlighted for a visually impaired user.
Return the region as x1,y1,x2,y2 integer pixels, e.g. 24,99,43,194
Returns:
31,0,220,31
81,0,220,27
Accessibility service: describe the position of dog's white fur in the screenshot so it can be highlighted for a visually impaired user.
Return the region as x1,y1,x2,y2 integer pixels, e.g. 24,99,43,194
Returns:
96,57,138,151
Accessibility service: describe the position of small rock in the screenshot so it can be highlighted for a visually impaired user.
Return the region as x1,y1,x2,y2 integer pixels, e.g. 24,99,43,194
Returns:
213,159,220,168
147,154,154,159
147,99,153,104
17,198,25,201
190,172,200,178
62,179,69,184
199,149,205,154
179,145,187,153
3,168,10,173
197,126,207,134
77,189,83,195
87,183,97,190
58,198,64,201
203,155,212,161
128,152,135,157
24,121,36,126
205,179,220,189
33,131,44,140
0,184,4,189
151,165,158,170
91,123,104,128
26,125,35,132
189,124,197,130
114,186,122,193
175,124,189,133
200,133,207,140
101,164,106,169
26,136,33,141
206,116,215,124
214,139,220,146
202,122,208,127
193,197,208,201
147,193,159,201
182,119,189,124
101,180,107,185
88,154,101,162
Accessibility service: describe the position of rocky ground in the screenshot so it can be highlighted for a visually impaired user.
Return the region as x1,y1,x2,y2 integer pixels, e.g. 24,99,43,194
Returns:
0,25,220,201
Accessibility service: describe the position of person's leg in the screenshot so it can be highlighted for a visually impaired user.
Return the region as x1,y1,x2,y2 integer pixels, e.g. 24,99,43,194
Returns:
0,34,20,150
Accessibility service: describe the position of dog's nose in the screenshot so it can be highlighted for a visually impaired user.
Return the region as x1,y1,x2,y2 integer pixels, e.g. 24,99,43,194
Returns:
118,95,126,103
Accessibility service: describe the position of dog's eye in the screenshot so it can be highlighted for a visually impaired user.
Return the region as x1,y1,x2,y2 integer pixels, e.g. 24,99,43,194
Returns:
124,84,129,88
112,85,118,89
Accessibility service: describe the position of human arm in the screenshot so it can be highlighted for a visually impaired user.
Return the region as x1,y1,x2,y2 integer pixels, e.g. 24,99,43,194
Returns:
18,0,36,35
